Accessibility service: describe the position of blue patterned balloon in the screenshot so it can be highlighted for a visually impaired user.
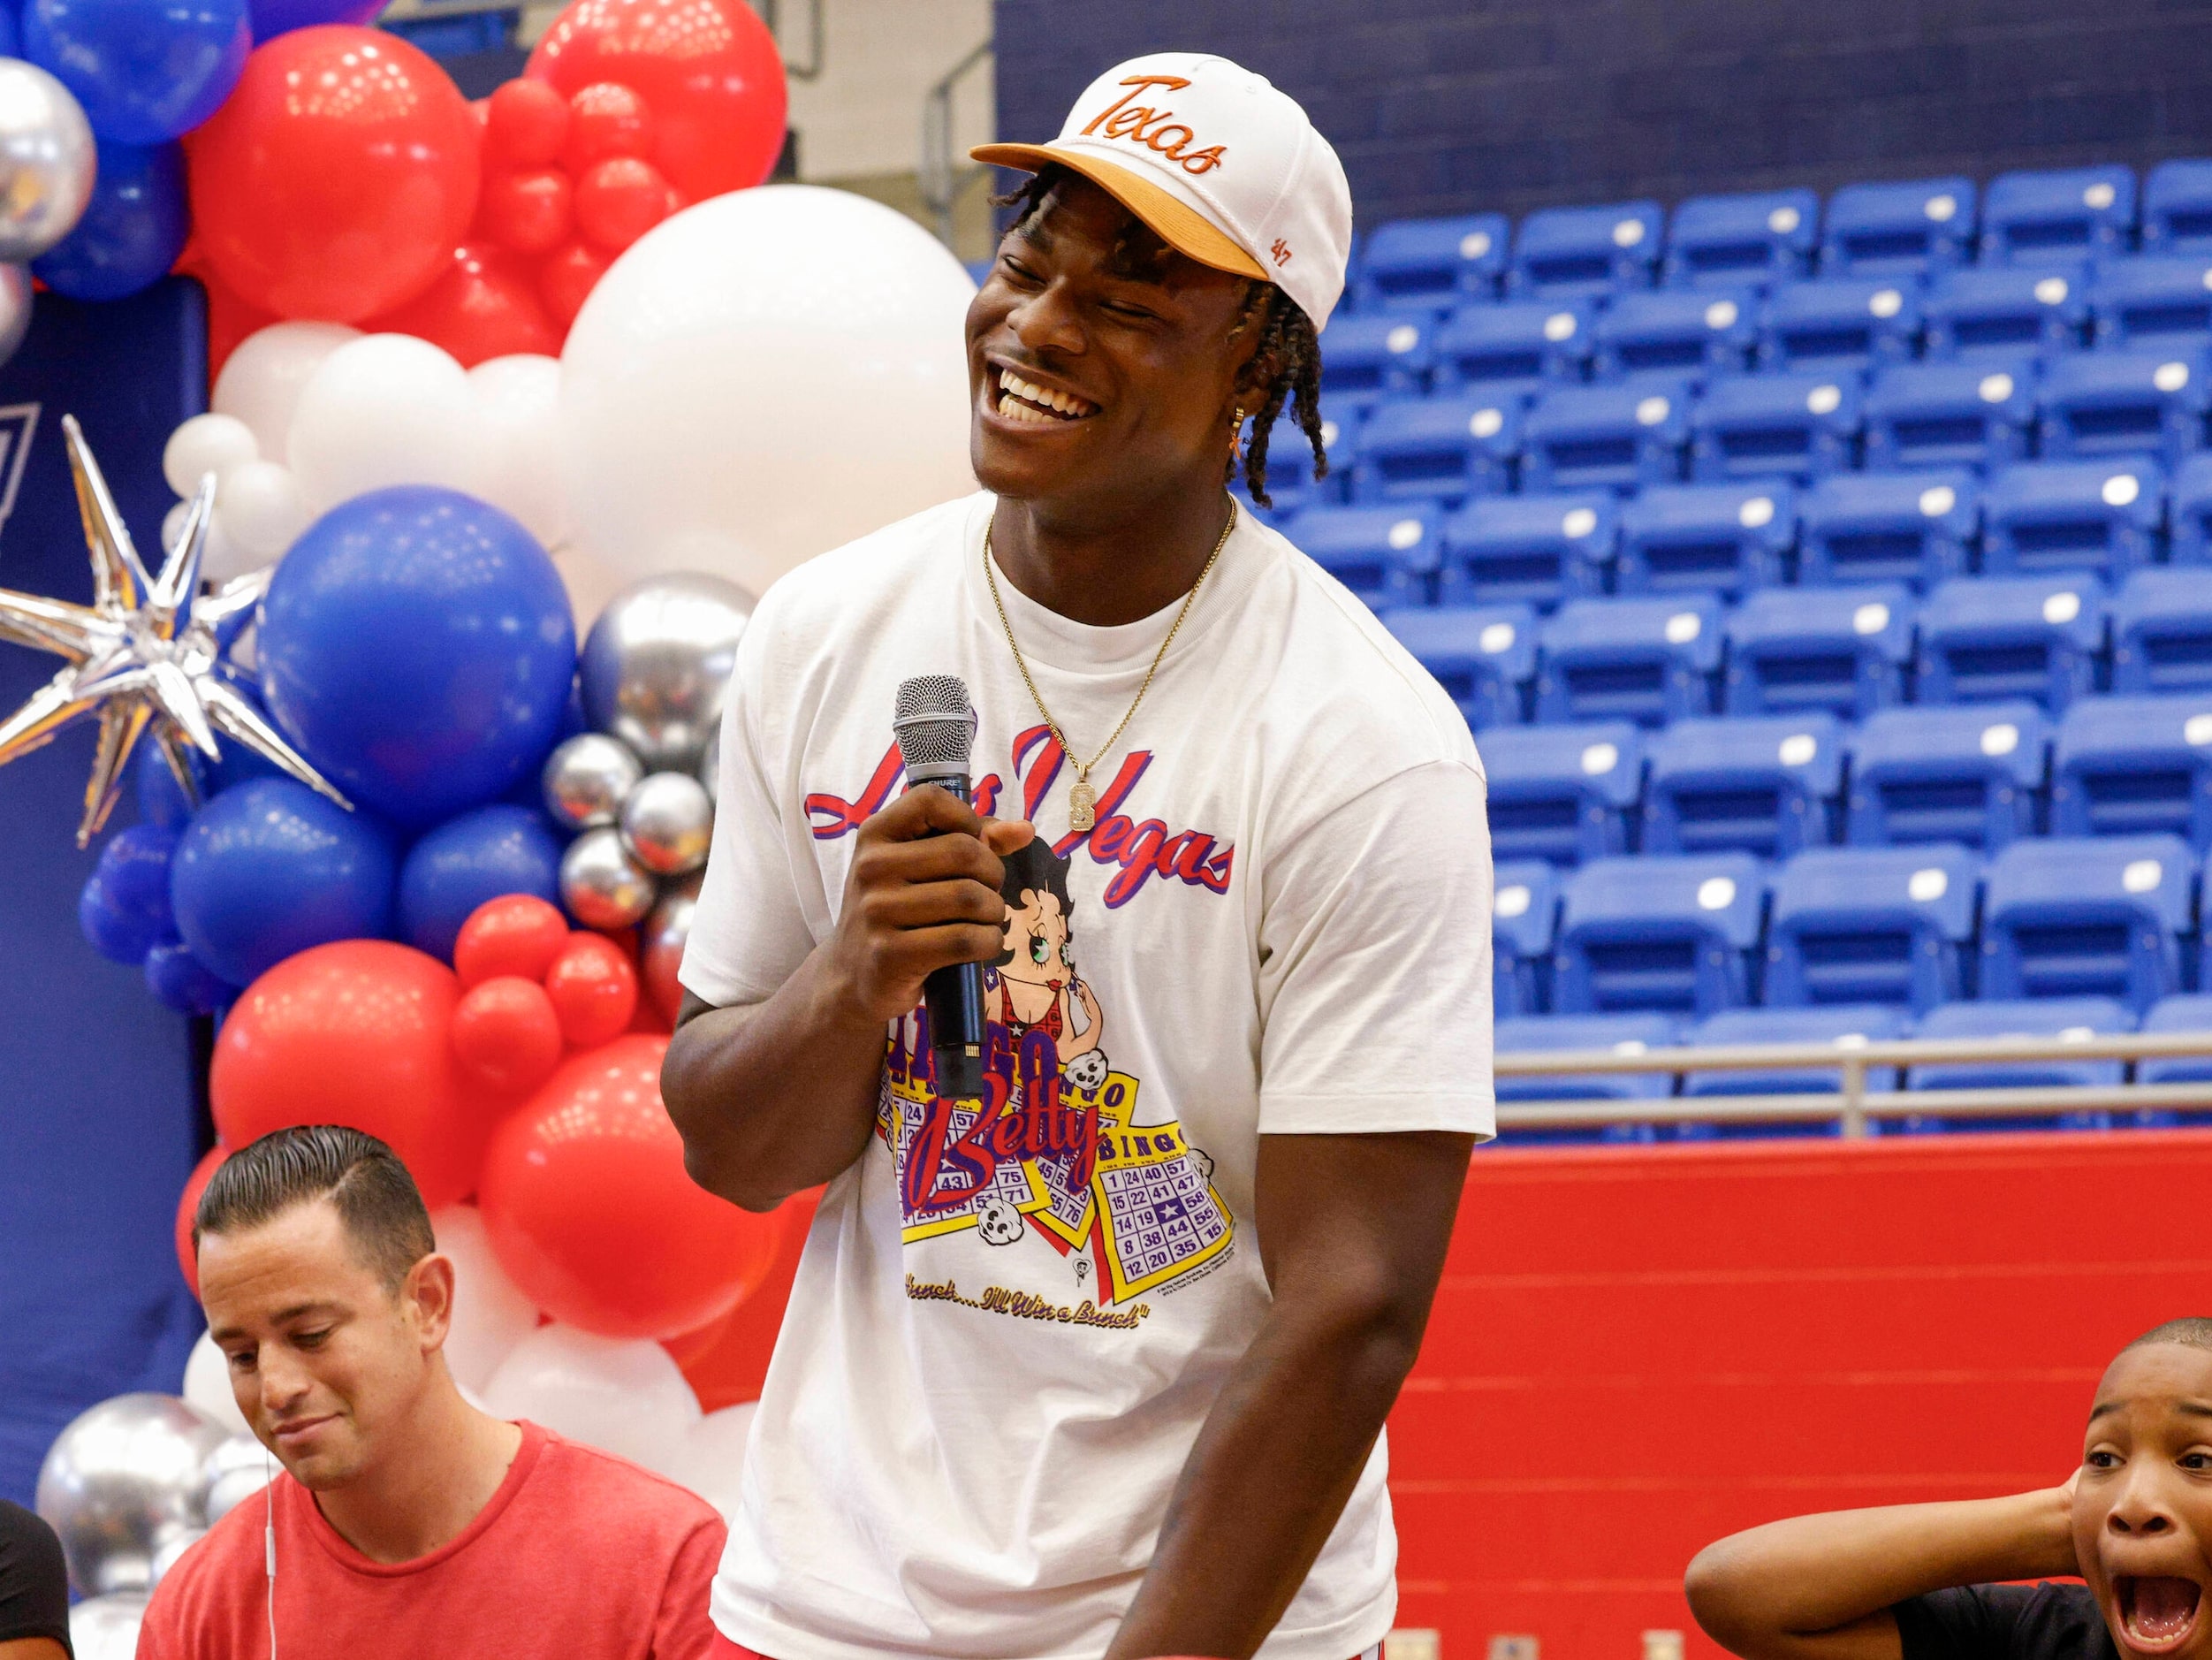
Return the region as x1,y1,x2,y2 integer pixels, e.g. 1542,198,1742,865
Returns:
398,804,566,963
23,0,249,144
258,487,578,831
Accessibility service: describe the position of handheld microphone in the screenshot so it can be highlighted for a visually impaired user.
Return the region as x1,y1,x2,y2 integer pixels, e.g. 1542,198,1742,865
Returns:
893,675,988,1100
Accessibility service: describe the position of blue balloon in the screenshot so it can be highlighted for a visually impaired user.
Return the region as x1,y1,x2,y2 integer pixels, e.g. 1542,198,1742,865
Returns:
33,139,186,301
398,805,566,963
78,825,180,965
258,487,577,832
24,0,249,145
245,0,377,42
0,2,22,58
170,778,397,988
145,937,232,1015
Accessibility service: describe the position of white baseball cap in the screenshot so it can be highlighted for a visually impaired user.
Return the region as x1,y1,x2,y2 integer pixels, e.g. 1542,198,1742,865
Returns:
972,51,1354,331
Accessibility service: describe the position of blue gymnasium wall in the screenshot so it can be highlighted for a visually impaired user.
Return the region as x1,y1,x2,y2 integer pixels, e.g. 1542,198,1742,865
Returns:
0,280,209,1506
992,0,2212,227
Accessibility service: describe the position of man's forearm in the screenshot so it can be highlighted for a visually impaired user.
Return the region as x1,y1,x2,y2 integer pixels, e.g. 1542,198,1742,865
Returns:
1106,1299,1420,1660
661,949,889,1211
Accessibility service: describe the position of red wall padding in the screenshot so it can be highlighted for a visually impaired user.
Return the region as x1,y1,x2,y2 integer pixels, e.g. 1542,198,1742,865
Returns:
1387,1130,2212,1659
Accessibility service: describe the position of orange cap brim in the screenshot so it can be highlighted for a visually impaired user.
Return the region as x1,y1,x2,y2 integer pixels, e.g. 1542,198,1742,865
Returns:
969,142,1269,283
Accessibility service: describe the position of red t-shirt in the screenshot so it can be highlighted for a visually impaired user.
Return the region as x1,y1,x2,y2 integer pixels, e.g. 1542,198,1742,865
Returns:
139,1421,725,1660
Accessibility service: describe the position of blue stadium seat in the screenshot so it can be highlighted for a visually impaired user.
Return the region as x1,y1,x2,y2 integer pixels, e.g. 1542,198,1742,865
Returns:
2050,693,2212,848
1821,177,1975,276
1682,1006,1906,1100
1440,492,1615,608
1797,470,1979,589
1355,213,1509,313
2038,349,2210,466
1845,701,2050,849
1590,288,1757,383
1765,843,1980,1013
1980,165,2137,266
1688,371,1861,484
2136,992,2212,1085
1916,573,2105,711
1535,594,1723,726
1724,583,1915,718
2114,567,2212,695
1979,832,2193,1009
1286,503,1440,610
1430,301,1588,400
2171,453,2212,562
1493,858,1561,1017
1250,399,1361,518
1380,604,1537,730
1922,265,2088,361
1643,712,1843,857
1509,200,1664,301
1479,720,1646,864
1756,278,1921,373
1615,481,1794,597
2087,255,2212,352
2145,160,2212,256
1316,314,1432,412
1349,393,1518,506
1664,189,1821,290
1863,356,2038,471
1980,457,2165,581
1494,1012,1678,1101
1906,996,2133,1094
1553,852,1767,1017
1520,379,1690,494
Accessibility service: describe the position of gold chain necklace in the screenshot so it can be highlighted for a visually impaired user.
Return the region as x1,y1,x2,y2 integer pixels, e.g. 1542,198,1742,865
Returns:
984,499,1237,835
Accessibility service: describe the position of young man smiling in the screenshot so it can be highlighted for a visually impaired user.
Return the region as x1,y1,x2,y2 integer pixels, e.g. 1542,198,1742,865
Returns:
665,50,1494,1660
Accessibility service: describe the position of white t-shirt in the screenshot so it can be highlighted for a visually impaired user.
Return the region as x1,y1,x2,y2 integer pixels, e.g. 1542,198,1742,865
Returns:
680,491,1495,1660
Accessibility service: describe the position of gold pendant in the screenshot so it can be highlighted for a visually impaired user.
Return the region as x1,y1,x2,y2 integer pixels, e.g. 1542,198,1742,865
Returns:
1068,780,1097,833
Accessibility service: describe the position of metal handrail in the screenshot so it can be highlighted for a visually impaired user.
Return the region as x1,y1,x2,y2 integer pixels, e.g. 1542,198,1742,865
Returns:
921,39,992,248
1494,1029,2212,1137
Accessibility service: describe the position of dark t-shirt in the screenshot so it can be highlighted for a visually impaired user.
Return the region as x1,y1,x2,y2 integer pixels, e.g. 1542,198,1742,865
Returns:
1896,1582,2117,1660
0,1499,71,1655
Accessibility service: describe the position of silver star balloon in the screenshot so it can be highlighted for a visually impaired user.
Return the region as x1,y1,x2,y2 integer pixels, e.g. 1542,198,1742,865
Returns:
0,414,349,847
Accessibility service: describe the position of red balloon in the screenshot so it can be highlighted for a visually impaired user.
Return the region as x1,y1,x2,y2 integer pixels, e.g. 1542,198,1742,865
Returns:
544,932,637,1047
454,894,571,989
479,1034,781,1339
574,156,678,252
210,940,500,1209
564,81,654,175
372,241,560,366
176,1146,229,1298
527,0,787,203
451,975,565,1096
481,169,574,256
537,240,610,325
674,1186,817,1410
186,27,483,323
486,77,569,167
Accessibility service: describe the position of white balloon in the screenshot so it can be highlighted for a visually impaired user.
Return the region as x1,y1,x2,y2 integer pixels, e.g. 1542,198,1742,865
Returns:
217,460,309,563
195,511,260,585
212,321,361,466
429,1205,540,1392
161,414,257,499
68,1592,148,1660
675,1401,756,1519
550,539,629,636
160,499,191,556
180,1332,250,1436
481,1324,701,1476
287,333,481,513
560,185,977,598
466,354,569,550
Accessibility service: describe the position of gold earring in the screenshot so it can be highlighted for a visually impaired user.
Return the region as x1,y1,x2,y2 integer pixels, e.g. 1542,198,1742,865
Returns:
1229,406,1246,461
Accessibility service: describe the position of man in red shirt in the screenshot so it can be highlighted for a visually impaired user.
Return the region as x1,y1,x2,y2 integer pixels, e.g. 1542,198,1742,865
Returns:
141,1124,724,1659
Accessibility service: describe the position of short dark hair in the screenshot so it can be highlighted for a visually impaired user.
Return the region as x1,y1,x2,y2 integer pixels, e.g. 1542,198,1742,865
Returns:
194,1125,435,1291
995,837,1076,969
2125,1317,2212,1355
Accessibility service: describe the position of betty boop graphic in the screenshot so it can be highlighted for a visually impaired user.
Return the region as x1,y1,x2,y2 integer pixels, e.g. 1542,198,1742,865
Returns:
994,838,1104,1068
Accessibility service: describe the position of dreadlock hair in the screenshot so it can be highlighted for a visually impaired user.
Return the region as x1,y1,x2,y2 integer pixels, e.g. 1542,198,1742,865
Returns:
991,164,1329,508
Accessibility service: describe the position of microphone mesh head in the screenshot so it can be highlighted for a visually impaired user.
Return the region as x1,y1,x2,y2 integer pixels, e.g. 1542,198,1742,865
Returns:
893,674,976,781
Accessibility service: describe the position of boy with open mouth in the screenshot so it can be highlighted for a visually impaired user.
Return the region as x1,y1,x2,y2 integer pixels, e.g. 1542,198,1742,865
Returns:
1685,1318,2212,1660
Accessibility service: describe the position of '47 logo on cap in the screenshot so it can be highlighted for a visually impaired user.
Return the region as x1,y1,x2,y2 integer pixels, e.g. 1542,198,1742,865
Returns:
1081,76,1228,176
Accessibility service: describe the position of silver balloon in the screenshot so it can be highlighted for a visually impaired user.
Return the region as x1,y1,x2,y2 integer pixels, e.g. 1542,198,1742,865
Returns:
559,825,657,929
0,262,31,373
620,771,714,875
542,732,642,830
580,573,752,773
68,1592,148,1660
0,60,95,263
201,1433,273,1527
698,720,720,803
37,1393,229,1596
642,873,702,1024
149,1527,206,1587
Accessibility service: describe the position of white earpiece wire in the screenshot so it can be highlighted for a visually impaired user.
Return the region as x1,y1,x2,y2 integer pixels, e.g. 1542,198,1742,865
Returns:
263,1444,278,1659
